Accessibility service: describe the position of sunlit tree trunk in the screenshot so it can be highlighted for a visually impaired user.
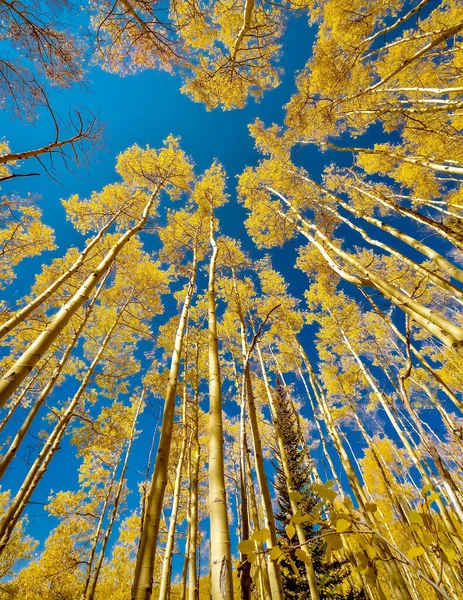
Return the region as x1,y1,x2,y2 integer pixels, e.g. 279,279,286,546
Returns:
297,339,413,600
339,329,463,555
245,448,272,600
86,392,144,600
272,190,463,355
0,301,128,553
238,374,252,600
0,186,160,408
230,273,283,600
256,344,320,600
361,290,463,418
188,366,201,600
0,209,121,340
207,217,234,600
159,386,189,600
132,251,197,600
0,271,108,480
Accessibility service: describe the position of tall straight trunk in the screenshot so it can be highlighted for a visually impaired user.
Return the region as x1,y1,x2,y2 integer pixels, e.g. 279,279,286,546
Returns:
207,220,234,600
245,448,272,600
81,456,122,600
297,339,413,600
361,290,463,417
0,208,122,340
0,366,44,435
180,436,192,600
238,374,252,600
159,387,189,600
0,186,160,408
354,411,459,598
392,338,463,520
230,272,283,600
297,366,370,597
315,196,463,303
256,344,320,600
245,368,284,600
188,364,201,600
0,304,127,553
132,253,197,600
0,271,108,480
86,393,144,600
349,183,463,250
330,182,463,286
297,366,343,494
271,190,463,355
339,330,463,554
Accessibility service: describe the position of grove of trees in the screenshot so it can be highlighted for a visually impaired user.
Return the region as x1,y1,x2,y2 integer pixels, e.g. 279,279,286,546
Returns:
1,0,463,599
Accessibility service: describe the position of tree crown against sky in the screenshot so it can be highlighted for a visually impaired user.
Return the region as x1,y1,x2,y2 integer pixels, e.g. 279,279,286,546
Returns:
1,1,463,599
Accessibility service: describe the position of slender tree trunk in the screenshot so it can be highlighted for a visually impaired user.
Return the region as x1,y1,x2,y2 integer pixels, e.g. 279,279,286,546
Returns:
340,330,463,555
256,344,320,600
132,254,197,600
0,186,160,408
81,456,121,600
245,448,272,600
207,220,234,600
361,290,463,417
271,190,463,354
0,210,121,340
188,371,201,600
297,339,413,600
238,374,252,600
0,272,108,480
0,367,43,435
229,272,283,600
86,393,144,600
159,387,189,600
0,304,126,553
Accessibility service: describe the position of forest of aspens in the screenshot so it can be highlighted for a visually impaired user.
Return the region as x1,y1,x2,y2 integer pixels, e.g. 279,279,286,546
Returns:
1,0,463,599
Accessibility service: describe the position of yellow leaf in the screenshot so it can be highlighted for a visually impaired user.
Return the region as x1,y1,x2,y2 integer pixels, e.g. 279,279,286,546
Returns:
286,523,295,540
238,539,255,555
295,548,313,566
426,492,440,504
421,483,434,496
269,546,282,561
408,511,424,527
252,528,270,543
289,491,303,502
407,547,425,560
365,502,377,513
336,519,351,533
248,552,257,564
343,496,353,511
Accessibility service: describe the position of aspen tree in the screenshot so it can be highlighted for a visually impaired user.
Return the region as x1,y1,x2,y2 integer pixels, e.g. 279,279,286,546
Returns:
297,341,414,600
218,250,284,600
0,193,128,339
0,270,108,480
85,393,144,600
201,163,234,600
0,137,193,409
158,385,189,600
0,197,55,290
132,176,210,600
239,167,463,355
256,344,320,600
0,300,131,552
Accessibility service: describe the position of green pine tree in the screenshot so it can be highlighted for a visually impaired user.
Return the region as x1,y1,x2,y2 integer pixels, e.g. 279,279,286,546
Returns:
272,379,363,599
